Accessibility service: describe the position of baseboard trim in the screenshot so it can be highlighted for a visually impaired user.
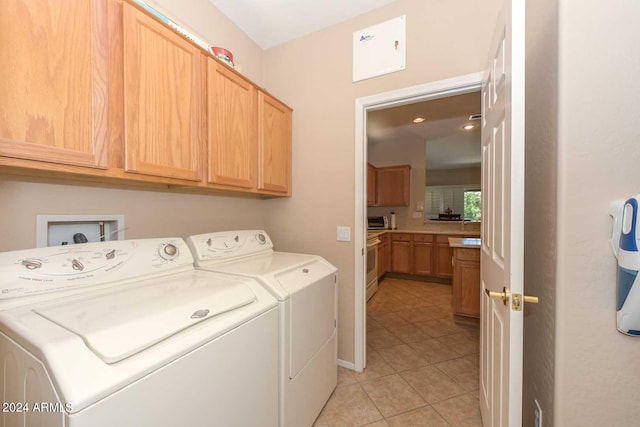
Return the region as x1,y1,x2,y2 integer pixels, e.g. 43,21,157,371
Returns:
337,358,355,370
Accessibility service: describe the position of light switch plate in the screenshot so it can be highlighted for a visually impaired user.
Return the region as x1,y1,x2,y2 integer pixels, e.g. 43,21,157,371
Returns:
337,226,351,242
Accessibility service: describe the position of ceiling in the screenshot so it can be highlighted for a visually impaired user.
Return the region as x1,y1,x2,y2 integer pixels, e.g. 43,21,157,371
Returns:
209,0,399,49
367,92,482,170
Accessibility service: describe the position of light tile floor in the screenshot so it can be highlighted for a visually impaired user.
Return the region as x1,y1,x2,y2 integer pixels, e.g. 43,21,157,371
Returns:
314,277,481,427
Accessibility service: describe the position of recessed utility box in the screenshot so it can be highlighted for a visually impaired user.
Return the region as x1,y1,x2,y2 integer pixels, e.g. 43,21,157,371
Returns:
36,215,125,247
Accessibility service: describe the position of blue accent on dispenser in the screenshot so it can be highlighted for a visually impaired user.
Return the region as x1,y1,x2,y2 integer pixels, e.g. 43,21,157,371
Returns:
611,196,640,337
620,198,638,252
617,266,638,310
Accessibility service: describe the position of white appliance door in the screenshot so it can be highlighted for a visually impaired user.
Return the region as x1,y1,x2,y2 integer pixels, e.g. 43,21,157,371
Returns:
276,260,336,379
479,0,526,425
34,273,256,363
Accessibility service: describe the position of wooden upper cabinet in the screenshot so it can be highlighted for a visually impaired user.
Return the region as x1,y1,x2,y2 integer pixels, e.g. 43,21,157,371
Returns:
376,165,410,206
207,59,256,188
122,1,202,181
0,0,109,168
258,91,292,194
367,164,377,206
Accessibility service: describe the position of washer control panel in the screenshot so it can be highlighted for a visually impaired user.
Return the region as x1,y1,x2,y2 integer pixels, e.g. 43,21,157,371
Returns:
0,238,192,300
186,230,273,264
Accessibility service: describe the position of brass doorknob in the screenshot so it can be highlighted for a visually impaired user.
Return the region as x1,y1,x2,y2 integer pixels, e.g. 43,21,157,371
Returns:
484,286,509,306
485,287,539,311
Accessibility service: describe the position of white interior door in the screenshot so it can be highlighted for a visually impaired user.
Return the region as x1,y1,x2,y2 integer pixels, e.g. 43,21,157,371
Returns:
479,0,525,425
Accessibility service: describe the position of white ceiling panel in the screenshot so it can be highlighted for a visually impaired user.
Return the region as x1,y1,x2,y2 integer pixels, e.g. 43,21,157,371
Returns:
209,0,399,49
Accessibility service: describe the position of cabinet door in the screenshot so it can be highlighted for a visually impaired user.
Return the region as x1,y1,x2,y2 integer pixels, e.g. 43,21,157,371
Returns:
207,59,256,188
0,0,108,168
390,238,411,273
453,258,481,318
258,91,292,194
413,235,434,276
367,164,377,206
434,235,454,278
376,165,410,206
434,242,454,278
123,2,202,181
377,240,387,278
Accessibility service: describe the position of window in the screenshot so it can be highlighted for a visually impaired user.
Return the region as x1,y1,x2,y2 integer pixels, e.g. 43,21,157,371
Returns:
464,189,481,221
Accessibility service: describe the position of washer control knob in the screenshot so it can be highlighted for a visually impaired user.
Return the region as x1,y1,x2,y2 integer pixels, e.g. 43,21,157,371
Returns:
256,233,266,245
106,250,116,260
71,259,84,271
160,243,178,260
21,259,42,270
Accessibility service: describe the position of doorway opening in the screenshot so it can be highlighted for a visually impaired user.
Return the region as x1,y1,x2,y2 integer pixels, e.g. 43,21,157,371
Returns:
354,72,483,371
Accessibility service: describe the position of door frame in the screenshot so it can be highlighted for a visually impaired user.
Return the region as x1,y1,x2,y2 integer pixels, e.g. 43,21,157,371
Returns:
353,72,484,371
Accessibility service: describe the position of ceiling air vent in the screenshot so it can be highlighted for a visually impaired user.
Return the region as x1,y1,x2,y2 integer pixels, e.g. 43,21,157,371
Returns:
469,113,482,121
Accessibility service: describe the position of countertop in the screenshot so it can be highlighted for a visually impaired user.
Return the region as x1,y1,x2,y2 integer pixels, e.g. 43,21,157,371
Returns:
367,229,480,238
448,237,481,248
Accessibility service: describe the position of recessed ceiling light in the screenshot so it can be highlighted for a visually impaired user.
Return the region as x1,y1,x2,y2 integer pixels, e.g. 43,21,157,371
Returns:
413,117,426,123
462,124,475,130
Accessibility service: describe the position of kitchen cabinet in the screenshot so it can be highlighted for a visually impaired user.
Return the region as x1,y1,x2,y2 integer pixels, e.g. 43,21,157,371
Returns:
377,233,390,279
390,233,412,274
376,165,410,207
390,233,435,276
388,232,479,280
123,1,203,181
0,0,109,169
434,235,455,278
412,234,434,276
207,59,256,188
258,91,292,195
452,247,481,318
367,164,377,206
0,0,293,198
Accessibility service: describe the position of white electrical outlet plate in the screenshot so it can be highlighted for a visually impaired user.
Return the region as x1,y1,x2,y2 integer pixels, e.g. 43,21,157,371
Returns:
534,399,542,427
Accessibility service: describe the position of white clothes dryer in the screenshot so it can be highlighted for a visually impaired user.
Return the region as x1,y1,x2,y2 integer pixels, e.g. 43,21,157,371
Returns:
0,238,279,427
186,230,338,427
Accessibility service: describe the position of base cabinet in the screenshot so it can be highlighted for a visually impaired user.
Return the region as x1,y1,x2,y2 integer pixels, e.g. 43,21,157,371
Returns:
389,232,479,281
452,248,481,318
377,233,389,279
390,234,412,274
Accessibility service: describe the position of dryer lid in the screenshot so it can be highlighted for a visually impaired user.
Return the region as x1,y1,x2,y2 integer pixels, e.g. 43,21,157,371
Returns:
33,272,256,363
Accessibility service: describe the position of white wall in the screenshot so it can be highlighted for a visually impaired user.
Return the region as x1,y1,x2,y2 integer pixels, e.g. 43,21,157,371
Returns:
523,0,558,423
554,1,640,425
261,0,501,363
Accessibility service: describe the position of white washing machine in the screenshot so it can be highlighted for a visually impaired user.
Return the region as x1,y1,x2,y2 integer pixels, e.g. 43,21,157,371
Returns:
0,238,279,427
186,230,338,427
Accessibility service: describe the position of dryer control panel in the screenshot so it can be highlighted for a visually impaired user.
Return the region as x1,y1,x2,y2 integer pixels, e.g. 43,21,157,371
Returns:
0,238,193,302
187,230,274,265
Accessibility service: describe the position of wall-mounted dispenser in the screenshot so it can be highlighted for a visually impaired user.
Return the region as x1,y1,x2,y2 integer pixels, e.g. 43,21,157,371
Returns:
610,197,640,336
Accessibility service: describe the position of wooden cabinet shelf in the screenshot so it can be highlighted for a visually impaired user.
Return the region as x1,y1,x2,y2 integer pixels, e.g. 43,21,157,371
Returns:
0,0,292,198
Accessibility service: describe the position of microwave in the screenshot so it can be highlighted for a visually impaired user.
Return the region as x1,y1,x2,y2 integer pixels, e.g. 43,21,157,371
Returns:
367,216,389,230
